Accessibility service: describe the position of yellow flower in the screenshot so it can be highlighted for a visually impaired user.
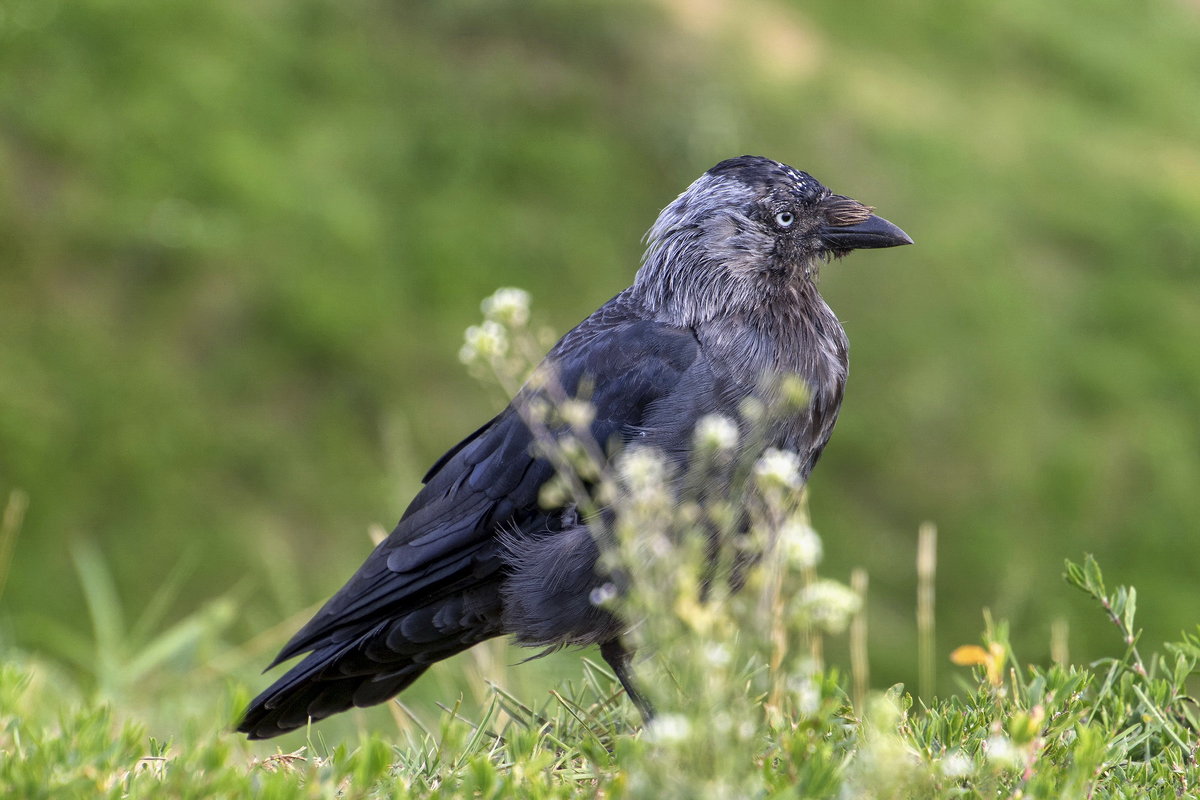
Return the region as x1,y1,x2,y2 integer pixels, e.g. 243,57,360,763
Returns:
949,642,1006,687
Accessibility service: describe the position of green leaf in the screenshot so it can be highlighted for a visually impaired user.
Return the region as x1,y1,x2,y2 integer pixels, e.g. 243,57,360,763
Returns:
72,540,126,675
1084,554,1106,597
1121,586,1137,638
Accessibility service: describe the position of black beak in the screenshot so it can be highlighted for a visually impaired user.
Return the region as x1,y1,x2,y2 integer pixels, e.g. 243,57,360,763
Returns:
821,214,913,251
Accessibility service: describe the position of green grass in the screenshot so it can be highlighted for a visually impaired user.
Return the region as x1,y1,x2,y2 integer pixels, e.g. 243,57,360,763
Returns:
2,0,1200,694
3,556,1197,798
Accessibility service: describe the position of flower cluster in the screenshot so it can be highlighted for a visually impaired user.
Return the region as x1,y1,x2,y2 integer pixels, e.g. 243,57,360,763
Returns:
793,579,862,634
753,447,803,491
616,446,671,500
694,414,739,452
480,287,531,327
458,320,508,366
779,516,823,570
459,287,533,373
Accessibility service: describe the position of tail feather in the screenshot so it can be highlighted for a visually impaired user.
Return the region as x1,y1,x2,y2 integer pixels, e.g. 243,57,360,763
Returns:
238,587,504,739
238,643,431,739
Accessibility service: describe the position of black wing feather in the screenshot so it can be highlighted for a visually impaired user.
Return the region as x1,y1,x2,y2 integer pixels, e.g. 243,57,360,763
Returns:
248,299,700,705
239,301,711,737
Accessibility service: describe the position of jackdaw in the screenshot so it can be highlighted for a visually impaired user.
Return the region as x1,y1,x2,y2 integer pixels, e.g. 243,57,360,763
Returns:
238,155,911,739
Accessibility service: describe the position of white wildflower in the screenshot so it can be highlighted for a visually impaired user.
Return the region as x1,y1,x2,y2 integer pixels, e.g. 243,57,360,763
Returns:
617,447,669,497
754,448,803,490
702,643,731,667
480,287,531,327
558,399,594,430
694,414,738,451
780,516,823,570
537,476,570,509
646,531,672,558
792,677,821,715
523,395,551,424
794,579,861,634
941,749,974,779
984,734,1020,768
646,713,691,744
458,320,508,365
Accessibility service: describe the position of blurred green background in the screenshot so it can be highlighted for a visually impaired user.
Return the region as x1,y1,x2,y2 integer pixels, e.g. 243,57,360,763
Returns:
2,0,1199,745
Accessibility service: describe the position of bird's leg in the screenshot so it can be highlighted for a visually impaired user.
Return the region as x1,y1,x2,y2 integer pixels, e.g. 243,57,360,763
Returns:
600,638,655,722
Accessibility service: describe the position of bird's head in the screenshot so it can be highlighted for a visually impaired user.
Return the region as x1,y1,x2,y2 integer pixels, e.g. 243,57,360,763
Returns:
634,155,911,326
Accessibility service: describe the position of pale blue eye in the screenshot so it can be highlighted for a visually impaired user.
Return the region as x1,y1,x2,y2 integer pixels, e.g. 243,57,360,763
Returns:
775,211,795,228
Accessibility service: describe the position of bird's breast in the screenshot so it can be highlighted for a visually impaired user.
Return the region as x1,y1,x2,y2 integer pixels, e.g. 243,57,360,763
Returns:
700,300,847,391
696,301,848,456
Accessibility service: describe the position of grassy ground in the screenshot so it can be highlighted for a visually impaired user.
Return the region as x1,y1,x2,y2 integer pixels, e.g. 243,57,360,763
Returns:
3,0,1200,686
3,556,1197,798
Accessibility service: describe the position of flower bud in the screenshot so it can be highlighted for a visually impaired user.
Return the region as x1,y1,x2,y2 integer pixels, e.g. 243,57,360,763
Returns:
480,287,531,327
